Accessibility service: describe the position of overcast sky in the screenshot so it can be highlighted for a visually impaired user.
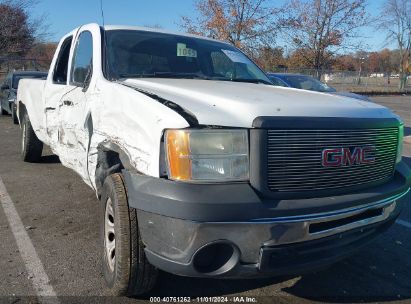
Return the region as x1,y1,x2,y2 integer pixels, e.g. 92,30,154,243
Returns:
32,0,393,52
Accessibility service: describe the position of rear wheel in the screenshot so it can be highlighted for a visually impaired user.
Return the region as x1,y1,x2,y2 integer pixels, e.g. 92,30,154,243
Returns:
101,173,158,296
21,113,43,162
1,105,7,115
11,104,18,124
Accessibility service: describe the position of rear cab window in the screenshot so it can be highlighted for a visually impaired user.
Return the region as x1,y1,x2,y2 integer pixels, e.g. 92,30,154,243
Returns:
53,36,73,84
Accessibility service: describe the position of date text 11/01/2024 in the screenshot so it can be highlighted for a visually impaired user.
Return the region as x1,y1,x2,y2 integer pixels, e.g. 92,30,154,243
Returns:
150,297,258,303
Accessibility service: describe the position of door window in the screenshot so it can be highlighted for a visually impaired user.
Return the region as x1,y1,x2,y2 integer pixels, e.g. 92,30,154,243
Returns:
53,36,73,84
71,31,93,86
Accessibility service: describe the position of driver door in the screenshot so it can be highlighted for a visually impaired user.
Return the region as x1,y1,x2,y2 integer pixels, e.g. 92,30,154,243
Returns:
56,30,94,180
43,35,75,147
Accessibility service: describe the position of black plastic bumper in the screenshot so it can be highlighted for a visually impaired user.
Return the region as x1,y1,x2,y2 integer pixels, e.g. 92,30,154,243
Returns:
257,216,397,276
143,215,399,278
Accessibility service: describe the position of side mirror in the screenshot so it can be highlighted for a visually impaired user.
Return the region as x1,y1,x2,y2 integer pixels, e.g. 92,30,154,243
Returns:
73,67,87,84
1,83,10,91
73,64,92,92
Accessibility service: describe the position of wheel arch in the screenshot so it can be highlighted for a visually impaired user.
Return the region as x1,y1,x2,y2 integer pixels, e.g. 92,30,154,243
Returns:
95,141,135,198
17,101,27,126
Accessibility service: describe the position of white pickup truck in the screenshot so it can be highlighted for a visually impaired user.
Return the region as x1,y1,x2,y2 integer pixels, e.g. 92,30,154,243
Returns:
17,23,411,296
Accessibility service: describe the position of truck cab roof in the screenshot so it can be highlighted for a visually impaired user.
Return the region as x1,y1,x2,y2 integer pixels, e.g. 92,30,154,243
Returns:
62,23,227,45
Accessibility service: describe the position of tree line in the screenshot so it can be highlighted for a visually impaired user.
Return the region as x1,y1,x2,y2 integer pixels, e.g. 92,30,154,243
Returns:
0,0,54,70
256,47,405,74
181,0,411,88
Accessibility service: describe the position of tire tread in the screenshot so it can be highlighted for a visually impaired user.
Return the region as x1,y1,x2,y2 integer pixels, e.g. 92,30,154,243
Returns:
101,173,158,297
21,113,43,162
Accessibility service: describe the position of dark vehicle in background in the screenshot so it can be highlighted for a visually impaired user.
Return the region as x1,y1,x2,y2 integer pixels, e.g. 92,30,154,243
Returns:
1,71,47,124
267,73,372,102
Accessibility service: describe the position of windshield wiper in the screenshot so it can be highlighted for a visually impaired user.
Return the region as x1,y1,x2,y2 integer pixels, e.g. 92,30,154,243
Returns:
229,78,272,85
118,72,211,80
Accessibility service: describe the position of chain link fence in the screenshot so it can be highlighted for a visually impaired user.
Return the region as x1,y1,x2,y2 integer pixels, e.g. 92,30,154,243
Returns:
0,57,50,82
271,67,411,93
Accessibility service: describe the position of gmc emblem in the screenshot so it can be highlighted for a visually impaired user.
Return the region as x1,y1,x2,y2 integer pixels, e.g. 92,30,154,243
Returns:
322,146,376,167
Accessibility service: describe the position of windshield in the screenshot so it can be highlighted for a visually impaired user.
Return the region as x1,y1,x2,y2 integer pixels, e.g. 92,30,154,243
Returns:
12,74,47,89
282,75,336,93
105,30,271,84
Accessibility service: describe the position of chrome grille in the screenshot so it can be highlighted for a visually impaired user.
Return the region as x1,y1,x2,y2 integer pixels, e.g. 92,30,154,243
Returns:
267,128,399,192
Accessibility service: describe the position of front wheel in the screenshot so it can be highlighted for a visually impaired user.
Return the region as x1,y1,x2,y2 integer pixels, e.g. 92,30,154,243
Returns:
21,113,43,162
101,173,158,296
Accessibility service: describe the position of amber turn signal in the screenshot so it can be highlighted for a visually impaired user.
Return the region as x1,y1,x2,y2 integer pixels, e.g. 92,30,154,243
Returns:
165,130,192,181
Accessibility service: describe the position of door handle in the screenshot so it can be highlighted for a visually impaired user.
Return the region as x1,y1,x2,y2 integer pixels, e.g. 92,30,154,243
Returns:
63,100,73,106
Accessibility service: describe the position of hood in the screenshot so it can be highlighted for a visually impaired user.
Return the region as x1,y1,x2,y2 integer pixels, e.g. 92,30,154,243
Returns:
332,91,372,102
121,78,395,128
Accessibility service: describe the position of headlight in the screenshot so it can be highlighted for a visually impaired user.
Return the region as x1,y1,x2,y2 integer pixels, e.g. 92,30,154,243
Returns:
165,129,249,182
397,123,404,163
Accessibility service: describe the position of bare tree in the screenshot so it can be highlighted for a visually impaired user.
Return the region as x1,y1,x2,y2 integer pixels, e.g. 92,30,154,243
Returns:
26,42,57,69
378,0,411,89
0,0,49,59
283,0,369,79
180,0,284,56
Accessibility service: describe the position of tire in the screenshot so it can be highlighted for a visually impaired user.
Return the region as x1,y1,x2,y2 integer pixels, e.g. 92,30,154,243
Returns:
101,173,158,296
11,104,18,124
21,113,43,162
1,105,7,115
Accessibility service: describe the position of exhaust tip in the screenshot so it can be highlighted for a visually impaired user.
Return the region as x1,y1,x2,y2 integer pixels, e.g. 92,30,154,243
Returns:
192,241,239,276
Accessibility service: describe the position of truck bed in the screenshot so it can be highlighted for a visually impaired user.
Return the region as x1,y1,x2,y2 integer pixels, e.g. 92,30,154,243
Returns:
17,78,47,137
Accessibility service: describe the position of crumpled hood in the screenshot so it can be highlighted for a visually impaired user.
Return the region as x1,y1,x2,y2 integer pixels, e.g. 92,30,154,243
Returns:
121,78,396,128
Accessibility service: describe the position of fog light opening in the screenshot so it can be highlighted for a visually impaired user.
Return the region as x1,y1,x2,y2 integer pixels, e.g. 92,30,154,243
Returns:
192,242,239,275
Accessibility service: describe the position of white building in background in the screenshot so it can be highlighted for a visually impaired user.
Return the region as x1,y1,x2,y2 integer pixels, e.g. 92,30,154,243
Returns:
324,74,334,82
370,73,384,78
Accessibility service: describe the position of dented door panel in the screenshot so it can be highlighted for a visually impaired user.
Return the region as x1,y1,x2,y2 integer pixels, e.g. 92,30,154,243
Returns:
55,87,90,181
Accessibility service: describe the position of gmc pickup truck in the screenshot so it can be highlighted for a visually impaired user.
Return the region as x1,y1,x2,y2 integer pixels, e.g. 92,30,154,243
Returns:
17,23,411,296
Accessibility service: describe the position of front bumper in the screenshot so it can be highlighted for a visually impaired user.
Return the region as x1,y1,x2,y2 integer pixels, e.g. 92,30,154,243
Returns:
123,161,411,278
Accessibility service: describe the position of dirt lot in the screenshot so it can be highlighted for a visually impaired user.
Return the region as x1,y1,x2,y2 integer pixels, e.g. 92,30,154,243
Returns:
0,95,410,303
330,77,411,94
